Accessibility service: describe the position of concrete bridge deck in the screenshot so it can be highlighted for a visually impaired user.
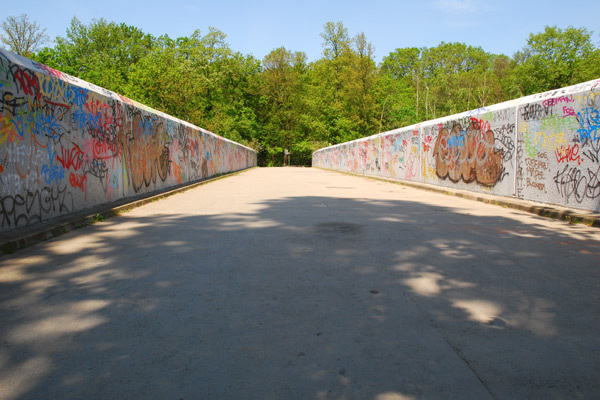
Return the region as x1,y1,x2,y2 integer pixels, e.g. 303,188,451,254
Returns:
1,167,599,400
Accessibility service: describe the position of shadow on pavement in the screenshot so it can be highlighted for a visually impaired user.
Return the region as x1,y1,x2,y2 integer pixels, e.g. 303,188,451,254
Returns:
1,195,599,399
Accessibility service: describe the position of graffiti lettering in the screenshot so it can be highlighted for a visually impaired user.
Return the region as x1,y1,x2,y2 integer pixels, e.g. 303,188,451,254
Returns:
555,144,582,165
526,178,545,192
520,103,553,121
57,143,85,171
582,139,600,163
493,124,515,162
523,130,566,158
0,185,73,229
1,49,256,233
541,115,579,132
69,172,87,193
553,165,600,203
433,122,504,186
563,106,576,117
542,95,574,108
13,66,41,100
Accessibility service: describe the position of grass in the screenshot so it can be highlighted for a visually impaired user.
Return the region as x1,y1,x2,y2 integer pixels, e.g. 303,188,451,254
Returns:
91,213,105,223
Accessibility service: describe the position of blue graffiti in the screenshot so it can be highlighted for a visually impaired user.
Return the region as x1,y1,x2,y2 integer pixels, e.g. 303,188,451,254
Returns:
41,163,65,185
11,104,60,139
72,88,88,108
31,110,59,138
40,143,65,185
578,126,600,142
448,132,466,149
577,107,600,142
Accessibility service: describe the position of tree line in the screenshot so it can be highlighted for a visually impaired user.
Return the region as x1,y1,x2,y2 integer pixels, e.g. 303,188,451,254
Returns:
3,16,600,165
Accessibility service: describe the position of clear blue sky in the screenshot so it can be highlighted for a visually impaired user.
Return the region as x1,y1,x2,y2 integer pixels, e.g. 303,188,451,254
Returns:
5,0,600,63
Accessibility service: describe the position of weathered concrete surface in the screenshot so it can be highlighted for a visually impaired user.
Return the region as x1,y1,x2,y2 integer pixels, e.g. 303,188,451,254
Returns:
1,167,599,400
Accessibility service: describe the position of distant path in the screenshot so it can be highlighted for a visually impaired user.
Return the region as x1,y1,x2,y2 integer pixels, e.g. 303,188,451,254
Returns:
1,167,599,400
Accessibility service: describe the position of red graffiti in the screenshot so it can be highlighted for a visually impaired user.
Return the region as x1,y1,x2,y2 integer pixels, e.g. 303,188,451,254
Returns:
84,137,121,160
56,143,85,171
13,66,41,100
555,144,582,165
69,172,87,193
85,98,115,134
470,117,491,136
37,64,66,80
117,94,135,106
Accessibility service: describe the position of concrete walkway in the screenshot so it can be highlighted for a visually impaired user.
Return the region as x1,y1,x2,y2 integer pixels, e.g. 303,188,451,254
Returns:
1,167,599,400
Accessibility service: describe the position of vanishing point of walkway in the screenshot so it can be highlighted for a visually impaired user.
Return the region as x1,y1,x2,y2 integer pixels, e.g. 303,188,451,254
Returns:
1,167,599,399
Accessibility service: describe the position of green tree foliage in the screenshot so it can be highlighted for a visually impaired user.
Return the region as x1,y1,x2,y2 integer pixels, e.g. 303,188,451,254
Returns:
29,19,600,165
256,47,309,165
306,23,380,144
381,42,511,125
127,28,261,144
512,25,600,95
35,17,154,94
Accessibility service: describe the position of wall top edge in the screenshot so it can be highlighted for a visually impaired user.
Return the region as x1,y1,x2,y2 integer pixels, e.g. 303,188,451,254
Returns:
0,47,256,154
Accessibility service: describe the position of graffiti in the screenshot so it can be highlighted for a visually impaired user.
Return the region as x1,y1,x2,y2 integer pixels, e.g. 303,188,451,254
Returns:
523,129,566,159
563,107,576,117
555,144,582,165
582,139,600,163
577,107,600,143
520,103,553,121
314,77,600,211
41,163,65,185
12,65,41,100
540,115,579,133
542,95,574,108
433,121,504,186
69,172,87,193
523,154,550,193
57,142,85,171
493,124,516,162
525,155,549,179
0,48,256,232
0,185,73,228
553,165,600,203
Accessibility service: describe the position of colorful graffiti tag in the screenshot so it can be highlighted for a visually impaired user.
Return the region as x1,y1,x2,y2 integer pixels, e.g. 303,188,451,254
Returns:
313,79,600,212
433,120,504,186
0,49,256,232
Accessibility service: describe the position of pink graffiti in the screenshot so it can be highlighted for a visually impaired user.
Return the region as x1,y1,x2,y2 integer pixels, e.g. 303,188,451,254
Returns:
543,95,574,108
37,64,67,80
84,138,121,160
563,106,576,117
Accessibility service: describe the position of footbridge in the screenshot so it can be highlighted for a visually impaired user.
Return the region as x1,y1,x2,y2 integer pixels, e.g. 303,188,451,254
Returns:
1,49,600,400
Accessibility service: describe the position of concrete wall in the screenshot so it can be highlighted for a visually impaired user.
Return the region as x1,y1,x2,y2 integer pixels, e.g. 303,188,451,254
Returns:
313,79,600,212
0,48,257,233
